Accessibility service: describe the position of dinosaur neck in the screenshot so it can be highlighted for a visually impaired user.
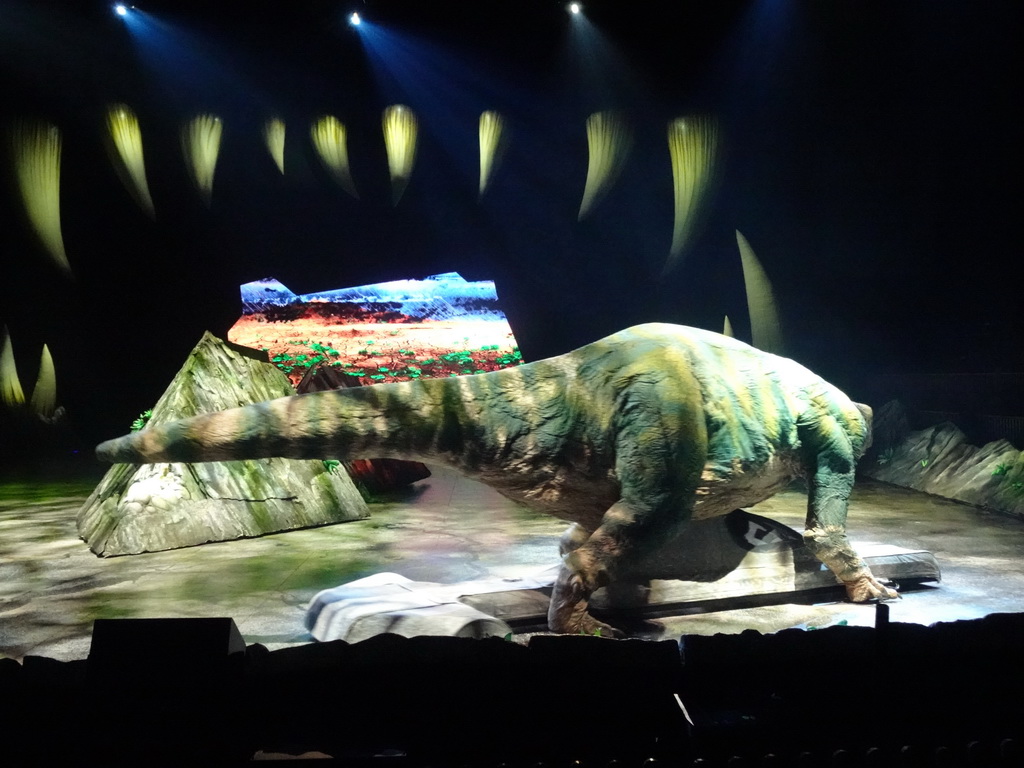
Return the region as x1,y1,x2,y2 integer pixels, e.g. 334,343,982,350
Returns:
311,374,491,466
99,363,556,471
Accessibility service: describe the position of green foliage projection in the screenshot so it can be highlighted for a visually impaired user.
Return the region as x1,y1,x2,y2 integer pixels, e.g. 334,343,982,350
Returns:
130,409,152,432
268,337,523,384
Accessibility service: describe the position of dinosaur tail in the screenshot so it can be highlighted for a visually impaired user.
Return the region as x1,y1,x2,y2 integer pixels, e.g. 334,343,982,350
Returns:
95,381,451,465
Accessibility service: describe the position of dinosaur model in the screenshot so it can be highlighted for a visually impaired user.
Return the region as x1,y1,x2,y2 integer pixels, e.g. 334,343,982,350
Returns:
96,323,897,635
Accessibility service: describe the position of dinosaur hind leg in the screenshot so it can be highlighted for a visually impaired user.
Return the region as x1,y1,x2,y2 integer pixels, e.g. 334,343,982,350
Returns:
547,499,690,637
548,505,635,638
558,523,591,557
547,370,706,636
560,520,652,608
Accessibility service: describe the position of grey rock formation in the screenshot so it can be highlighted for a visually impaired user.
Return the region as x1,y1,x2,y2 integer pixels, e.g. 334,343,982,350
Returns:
864,400,1024,519
78,332,369,556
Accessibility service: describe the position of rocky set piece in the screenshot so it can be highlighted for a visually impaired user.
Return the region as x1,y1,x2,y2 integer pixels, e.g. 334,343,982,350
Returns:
97,323,898,635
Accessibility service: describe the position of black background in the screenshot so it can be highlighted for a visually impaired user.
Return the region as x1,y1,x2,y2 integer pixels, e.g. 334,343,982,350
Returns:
1,0,1019,453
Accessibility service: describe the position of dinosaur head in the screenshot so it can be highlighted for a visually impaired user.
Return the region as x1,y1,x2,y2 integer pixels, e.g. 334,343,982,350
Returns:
854,402,873,457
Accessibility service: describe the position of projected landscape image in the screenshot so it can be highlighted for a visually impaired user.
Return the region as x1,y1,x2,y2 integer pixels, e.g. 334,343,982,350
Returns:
228,273,522,386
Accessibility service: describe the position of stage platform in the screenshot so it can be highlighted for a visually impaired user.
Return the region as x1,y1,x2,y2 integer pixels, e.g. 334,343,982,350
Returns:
1,465,1022,661
305,510,940,642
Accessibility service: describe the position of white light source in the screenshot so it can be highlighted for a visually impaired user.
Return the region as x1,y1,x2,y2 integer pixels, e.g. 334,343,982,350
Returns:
349,12,361,26
115,4,128,16
569,2,581,14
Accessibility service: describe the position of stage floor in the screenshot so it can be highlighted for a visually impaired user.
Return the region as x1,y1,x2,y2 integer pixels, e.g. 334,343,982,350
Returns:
3,466,1024,661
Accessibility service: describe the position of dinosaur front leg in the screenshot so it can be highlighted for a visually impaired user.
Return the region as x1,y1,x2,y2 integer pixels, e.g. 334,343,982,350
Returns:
803,462,898,602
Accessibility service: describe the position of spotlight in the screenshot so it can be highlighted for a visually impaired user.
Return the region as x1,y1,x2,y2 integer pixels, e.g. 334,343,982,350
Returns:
114,4,129,15
568,2,581,14
349,12,361,26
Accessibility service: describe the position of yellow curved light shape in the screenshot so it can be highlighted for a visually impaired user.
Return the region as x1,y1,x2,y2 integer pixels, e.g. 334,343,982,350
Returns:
264,117,286,174
181,114,223,206
736,230,784,354
106,104,155,217
311,115,358,197
479,110,505,197
665,115,718,272
722,315,734,338
579,111,631,220
29,343,57,419
11,120,71,276
382,104,418,204
1,326,25,409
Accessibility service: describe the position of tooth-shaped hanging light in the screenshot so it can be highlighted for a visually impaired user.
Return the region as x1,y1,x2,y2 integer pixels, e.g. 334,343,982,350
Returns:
1,326,25,409
478,110,505,197
578,111,631,220
264,117,286,174
10,120,71,275
382,105,418,204
736,230,784,354
311,115,358,197
665,115,718,272
106,104,155,217
29,343,57,419
181,114,223,206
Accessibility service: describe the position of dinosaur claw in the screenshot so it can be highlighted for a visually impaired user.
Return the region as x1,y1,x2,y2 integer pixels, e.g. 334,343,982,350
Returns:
571,616,625,639
845,573,900,603
548,572,625,637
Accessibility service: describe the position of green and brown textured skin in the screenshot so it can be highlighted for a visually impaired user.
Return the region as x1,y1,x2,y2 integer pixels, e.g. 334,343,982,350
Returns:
96,323,897,635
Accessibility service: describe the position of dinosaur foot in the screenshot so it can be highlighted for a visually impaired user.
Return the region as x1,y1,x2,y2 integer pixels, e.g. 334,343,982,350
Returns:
557,613,625,639
548,596,625,638
844,573,900,602
548,571,625,638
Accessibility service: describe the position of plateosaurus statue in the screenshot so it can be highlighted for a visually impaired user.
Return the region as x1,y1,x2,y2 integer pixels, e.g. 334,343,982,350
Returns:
97,323,897,635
